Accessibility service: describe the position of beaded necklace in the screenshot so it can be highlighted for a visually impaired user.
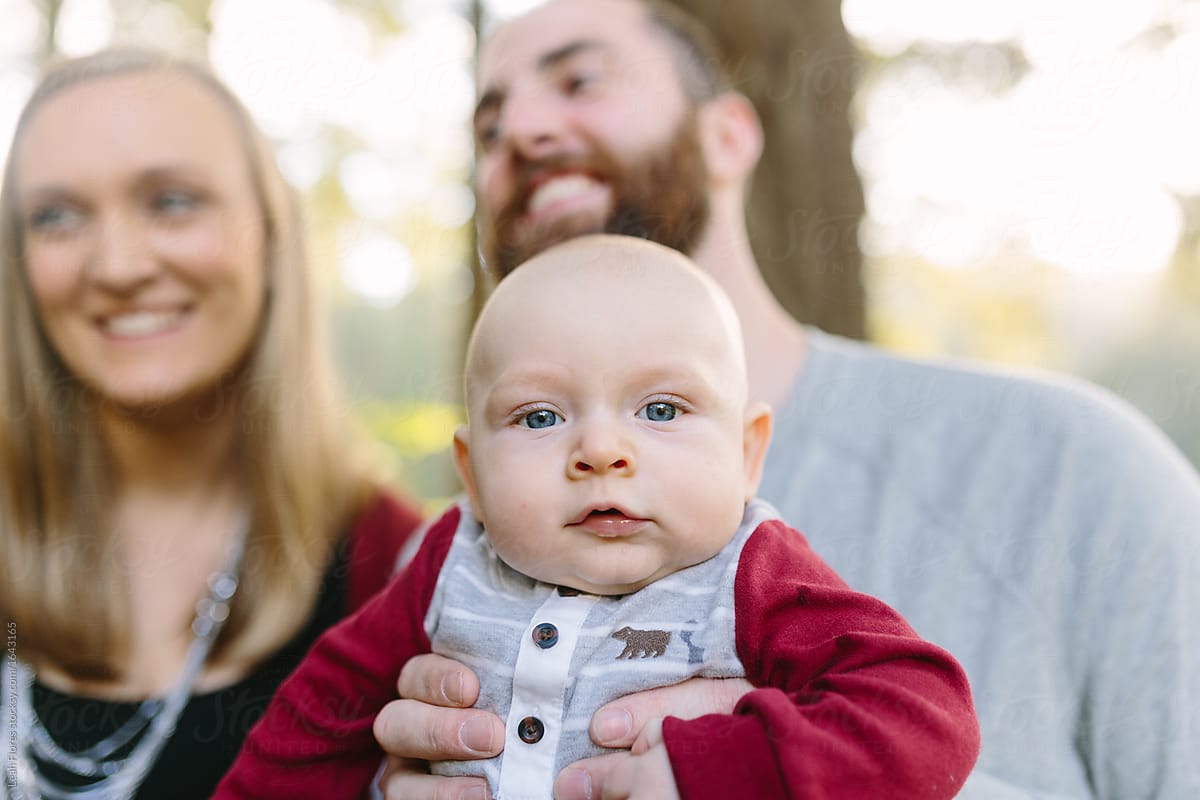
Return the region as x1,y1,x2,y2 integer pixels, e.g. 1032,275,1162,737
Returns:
2,512,249,800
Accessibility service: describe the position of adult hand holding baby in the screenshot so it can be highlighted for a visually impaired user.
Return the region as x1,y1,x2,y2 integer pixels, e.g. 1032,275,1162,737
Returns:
374,660,751,800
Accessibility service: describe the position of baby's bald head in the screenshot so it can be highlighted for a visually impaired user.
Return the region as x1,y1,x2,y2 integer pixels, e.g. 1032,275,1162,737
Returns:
464,234,746,416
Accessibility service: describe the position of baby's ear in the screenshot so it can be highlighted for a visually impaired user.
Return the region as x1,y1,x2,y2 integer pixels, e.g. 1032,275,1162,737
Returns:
452,425,482,510
741,402,773,501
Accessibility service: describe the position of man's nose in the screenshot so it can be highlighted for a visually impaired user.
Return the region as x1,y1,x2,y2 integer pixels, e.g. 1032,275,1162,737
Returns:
501,88,569,161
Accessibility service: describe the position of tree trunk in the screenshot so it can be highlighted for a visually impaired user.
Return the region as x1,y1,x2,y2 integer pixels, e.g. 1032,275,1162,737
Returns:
667,0,867,339
35,0,63,63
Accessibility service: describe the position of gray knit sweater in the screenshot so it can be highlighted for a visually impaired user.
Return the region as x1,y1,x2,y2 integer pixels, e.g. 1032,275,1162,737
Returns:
759,329,1200,799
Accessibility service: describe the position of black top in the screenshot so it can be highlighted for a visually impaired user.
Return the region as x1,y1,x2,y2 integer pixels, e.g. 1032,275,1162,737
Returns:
32,542,349,800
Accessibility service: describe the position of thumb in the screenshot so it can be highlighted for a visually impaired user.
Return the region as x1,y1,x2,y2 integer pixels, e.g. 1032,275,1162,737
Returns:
589,677,752,748
553,753,631,800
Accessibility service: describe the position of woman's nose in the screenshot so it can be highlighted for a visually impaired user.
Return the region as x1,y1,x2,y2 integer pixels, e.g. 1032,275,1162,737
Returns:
87,213,157,290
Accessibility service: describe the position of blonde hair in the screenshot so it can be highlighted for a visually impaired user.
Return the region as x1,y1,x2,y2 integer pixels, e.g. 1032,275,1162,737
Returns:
0,49,375,678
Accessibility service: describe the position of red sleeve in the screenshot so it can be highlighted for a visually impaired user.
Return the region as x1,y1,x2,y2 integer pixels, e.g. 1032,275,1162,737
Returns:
346,490,424,612
213,505,462,800
664,520,980,800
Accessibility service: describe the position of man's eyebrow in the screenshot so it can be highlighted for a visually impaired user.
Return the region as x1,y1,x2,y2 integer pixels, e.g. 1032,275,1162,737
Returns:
474,39,609,123
536,39,606,72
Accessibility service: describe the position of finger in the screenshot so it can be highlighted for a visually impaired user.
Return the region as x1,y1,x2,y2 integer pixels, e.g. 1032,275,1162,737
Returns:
601,747,678,800
598,760,635,800
596,754,636,800
373,698,505,761
589,677,752,748
397,653,482,708
377,759,492,800
629,718,663,756
553,753,630,800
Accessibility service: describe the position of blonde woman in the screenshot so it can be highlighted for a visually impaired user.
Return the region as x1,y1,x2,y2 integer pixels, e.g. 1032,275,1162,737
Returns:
0,50,422,799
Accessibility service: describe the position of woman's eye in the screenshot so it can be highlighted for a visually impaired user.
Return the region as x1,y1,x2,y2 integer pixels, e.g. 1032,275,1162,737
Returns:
475,117,500,150
639,402,679,422
521,409,564,429
153,191,200,215
28,205,83,234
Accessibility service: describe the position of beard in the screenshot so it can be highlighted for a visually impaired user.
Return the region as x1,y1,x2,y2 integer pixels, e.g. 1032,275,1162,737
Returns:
481,112,711,278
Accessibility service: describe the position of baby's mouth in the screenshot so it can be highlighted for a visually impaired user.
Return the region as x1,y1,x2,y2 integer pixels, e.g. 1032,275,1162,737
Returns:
571,507,649,537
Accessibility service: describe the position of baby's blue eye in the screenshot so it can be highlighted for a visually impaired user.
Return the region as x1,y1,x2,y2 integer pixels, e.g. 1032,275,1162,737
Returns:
640,402,678,422
522,409,564,429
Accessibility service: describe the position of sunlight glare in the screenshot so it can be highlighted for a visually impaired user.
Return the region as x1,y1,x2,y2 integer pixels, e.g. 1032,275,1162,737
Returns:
340,150,431,220
1025,180,1181,277
1019,0,1166,67
426,182,475,229
1157,33,1200,194
358,15,474,157
55,0,113,56
210,0,375,138
853,0,1189,277
0,0,41,60
339,227,417,309
843,0,1029,52
275,137,328,190
0,69,34,178
484,0,544,22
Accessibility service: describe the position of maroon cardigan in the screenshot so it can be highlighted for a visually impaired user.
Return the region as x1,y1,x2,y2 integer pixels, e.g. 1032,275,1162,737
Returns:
218,505,980,799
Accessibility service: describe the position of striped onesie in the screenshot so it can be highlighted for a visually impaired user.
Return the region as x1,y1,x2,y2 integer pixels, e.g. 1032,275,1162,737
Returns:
217,499,979,800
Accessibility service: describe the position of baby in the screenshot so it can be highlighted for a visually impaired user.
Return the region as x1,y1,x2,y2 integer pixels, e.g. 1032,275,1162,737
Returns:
216,235,979,800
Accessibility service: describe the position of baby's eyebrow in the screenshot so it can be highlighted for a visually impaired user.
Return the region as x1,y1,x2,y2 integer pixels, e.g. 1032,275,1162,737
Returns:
625,362,720,391
479,367,568,414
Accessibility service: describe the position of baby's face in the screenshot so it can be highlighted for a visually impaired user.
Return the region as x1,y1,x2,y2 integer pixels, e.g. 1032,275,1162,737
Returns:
457,236,768,594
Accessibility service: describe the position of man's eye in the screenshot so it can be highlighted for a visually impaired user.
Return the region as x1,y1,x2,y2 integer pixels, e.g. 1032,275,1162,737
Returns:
639,402,678,422
563,71,597,95
521,409,564,429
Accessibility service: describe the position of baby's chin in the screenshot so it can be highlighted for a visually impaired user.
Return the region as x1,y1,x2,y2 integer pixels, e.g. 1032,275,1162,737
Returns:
556,578,652,597
550,562,678,597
